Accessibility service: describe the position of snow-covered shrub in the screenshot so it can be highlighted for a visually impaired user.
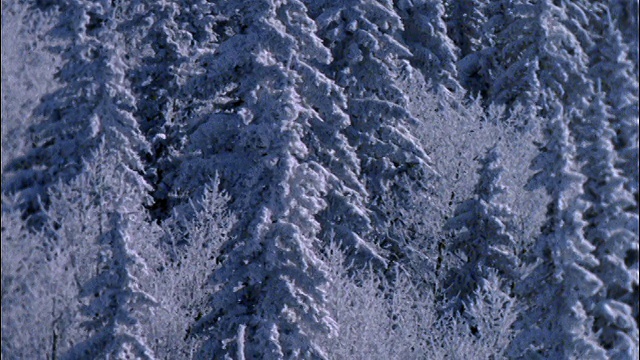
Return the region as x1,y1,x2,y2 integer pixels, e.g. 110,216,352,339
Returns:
142,178,235,359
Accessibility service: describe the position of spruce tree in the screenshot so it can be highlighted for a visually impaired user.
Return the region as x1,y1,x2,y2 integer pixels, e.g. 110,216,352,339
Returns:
125,0,220,218
511,113,607,359
587,8,639,202
61,147,157,360
313,0,438,264
395,0,462,95
126,0,189,153
488,0,594,121
64,213,157,360
177,0,366,356
444,0,489,59
575,91,639,358
444,146,520,309
608,0,639,76
3,0,150,219
443,0,492,98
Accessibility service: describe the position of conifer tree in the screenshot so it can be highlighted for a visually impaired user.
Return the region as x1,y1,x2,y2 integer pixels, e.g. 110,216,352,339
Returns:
574,91,639,358
395,0,462,95
444,146,520,309
313,0,410,101
61,147,157,360
64,213,157,360
444,0,488,59
126,0,189,149
464,270,519,359
511,113,607,359
444,0,490,97
124,0,221,218
451,0,499,101
313,0,438,264
3,0,150,218
608,0,638,76
488,0,594,121
587,8,639,201
175,0,371,357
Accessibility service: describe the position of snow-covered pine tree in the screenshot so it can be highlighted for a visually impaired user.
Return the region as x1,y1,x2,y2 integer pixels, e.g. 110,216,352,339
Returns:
488,0,594,122
574,90,639,358
444,0,491,98
395,0,462,96
395,69,545,290
177,0,402,269
172,0,380,357
586,6,639,203
64,213,157,360
561,0,595,52
312,0,438,265
511,111,607,359
124,0,221,219
62,146,157,360
608,0,639,77
311,0,411,101
444,0,488,59
126,0,189,168
444,146,520,309
3,0,150,220
178,2,375,269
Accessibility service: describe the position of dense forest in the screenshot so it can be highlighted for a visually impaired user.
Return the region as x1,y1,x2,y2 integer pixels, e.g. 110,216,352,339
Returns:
1,0,638,359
